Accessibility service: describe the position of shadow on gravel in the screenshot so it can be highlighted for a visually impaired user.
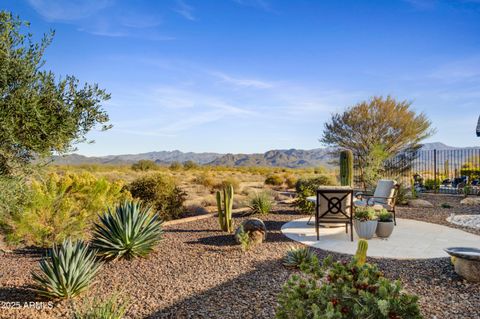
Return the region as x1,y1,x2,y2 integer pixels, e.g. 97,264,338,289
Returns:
185,234,235,247
163,229,222,234
144,259,290,319
10,247,47,260
0,286,36,303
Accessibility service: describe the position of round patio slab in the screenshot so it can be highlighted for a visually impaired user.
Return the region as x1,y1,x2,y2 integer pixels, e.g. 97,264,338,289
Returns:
281,217,480,259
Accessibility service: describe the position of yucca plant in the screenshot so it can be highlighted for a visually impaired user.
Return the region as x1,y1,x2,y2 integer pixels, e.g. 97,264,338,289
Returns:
249,191,273,215
91,201,163,260
31,239,101,299
283,246,315,268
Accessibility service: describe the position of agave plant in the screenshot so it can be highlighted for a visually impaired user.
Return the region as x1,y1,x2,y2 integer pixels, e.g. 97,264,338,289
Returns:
74,292,129,319
283,246,315,268
91,201,163,260
249,191,273,215
32,239,101,299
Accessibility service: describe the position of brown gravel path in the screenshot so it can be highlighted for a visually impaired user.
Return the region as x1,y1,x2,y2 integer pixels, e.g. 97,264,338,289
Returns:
0,195,479,319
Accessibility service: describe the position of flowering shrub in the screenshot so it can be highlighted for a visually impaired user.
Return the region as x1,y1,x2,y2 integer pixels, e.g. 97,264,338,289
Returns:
276,255,422,319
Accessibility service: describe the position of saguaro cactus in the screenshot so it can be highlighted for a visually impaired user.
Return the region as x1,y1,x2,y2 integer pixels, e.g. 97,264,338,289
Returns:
355,239,368,266
340,149,354,187
216,184,234,233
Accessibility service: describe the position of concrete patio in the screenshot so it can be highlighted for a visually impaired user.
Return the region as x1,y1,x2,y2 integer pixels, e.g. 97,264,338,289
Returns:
281,217,480,259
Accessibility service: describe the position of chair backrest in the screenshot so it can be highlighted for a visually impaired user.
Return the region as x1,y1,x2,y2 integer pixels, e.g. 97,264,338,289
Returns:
373,180,397,205
316,186,353,221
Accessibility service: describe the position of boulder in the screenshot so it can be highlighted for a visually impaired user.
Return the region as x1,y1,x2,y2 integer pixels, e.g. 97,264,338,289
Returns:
235,218,267,245
445,247,480,282
460,197,480,206
407,199,434,208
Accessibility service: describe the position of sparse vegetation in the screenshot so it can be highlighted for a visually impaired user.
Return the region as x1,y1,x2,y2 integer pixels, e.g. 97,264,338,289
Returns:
128,173,186,220
249,191,273,215
74,293,129,319
131,160,158,171
265,174,284,186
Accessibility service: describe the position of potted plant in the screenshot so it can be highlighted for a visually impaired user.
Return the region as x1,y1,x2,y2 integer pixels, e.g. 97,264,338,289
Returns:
375,209,394,238
353,207,378,239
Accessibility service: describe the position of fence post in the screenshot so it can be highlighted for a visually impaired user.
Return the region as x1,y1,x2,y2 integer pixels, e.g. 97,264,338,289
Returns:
433,149,437,193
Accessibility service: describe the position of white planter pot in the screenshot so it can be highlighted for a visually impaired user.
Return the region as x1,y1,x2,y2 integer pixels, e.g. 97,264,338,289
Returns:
353,219,378,239
376,221,394,238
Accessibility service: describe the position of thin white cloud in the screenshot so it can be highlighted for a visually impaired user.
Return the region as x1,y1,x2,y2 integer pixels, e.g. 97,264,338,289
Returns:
27,0,113,21
429,56,480,82
211,72,274,89
233,0,275,12
174,0,195,21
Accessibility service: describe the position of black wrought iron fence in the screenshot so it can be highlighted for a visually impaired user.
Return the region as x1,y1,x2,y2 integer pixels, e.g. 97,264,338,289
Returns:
355,148,480,195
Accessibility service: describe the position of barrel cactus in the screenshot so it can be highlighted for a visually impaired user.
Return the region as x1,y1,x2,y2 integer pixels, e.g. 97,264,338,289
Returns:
340,149,353,187
355,239,368,266
216,184,234,233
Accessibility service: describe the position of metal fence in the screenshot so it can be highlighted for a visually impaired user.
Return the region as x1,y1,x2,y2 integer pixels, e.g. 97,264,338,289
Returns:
357,148,480,195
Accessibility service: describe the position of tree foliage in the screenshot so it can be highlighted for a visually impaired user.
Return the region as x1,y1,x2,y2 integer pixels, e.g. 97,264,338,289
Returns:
0,11,111,176
321,96,434,187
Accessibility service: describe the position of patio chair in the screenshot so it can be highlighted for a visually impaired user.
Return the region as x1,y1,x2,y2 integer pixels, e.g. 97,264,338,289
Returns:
355,180,399,225
315,186,354,241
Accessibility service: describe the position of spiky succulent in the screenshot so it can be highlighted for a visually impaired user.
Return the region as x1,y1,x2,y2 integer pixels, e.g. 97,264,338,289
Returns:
91,201,163,260
32,239,101,299
283,246,315,268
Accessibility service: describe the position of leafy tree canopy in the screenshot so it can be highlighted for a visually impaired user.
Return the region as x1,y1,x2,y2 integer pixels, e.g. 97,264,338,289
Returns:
0,11,111,176
321,96,434,157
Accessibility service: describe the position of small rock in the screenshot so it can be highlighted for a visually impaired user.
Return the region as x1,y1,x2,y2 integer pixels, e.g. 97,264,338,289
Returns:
235,218,267,245
460,197,480,206
408,199,434,208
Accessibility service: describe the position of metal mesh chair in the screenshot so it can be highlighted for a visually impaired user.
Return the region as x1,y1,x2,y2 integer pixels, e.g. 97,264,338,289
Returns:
315,186,353,241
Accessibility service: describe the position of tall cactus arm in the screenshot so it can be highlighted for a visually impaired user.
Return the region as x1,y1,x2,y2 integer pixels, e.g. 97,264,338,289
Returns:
216,190,225,231
354,239,368,266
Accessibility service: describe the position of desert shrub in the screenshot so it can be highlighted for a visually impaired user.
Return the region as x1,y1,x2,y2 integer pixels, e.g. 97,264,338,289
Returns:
6,172,131,247
92,201,163,260
236,225,252,252
283,246,315,268
32,239,101,299
313,166,327,174
460,167,480,180
169,161,182,170
214,177,240,193
128,173,186,220
131,160,158,171
276,255,422,319
193,172,216,189
265,174,284,186
394,183,410,205
74,293,129,319
294,175,335,214
249,191,274,215
424,178,441,191
183,160,199,170
0,176,30,235
285,175,298,189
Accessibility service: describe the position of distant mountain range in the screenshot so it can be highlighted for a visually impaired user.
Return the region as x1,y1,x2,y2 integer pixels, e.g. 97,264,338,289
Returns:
51,142,479,168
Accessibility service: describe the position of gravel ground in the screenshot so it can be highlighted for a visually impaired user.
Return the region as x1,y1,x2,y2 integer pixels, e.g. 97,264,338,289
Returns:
0,195,479,319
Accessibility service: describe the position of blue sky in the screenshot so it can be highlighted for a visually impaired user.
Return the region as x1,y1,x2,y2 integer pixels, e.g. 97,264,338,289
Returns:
4,0,480,156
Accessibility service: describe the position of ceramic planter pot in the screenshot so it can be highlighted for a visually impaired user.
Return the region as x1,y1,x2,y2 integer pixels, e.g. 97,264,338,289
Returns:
353,219,378,239
376,221,394,238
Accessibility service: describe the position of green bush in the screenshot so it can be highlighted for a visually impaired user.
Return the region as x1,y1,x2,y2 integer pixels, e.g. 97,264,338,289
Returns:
92,201,163,260
6,172,130,247
424,178,441,191
74,293,129,319
276,255,422,319
169,161,182,170
265,174,284,186
376,209,393,222
183,160,199,170
294,176,335,214
131,160,158,171
0,176,30,235
32,239,101,299
285,175,298,189
460,168,480,180
193,173,216,189
214,177,240,193
128,173,186,220
249,191,273,215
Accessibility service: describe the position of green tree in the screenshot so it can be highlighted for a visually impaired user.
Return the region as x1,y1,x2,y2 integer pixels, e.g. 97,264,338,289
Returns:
321,96,434,188
0,11,111,176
